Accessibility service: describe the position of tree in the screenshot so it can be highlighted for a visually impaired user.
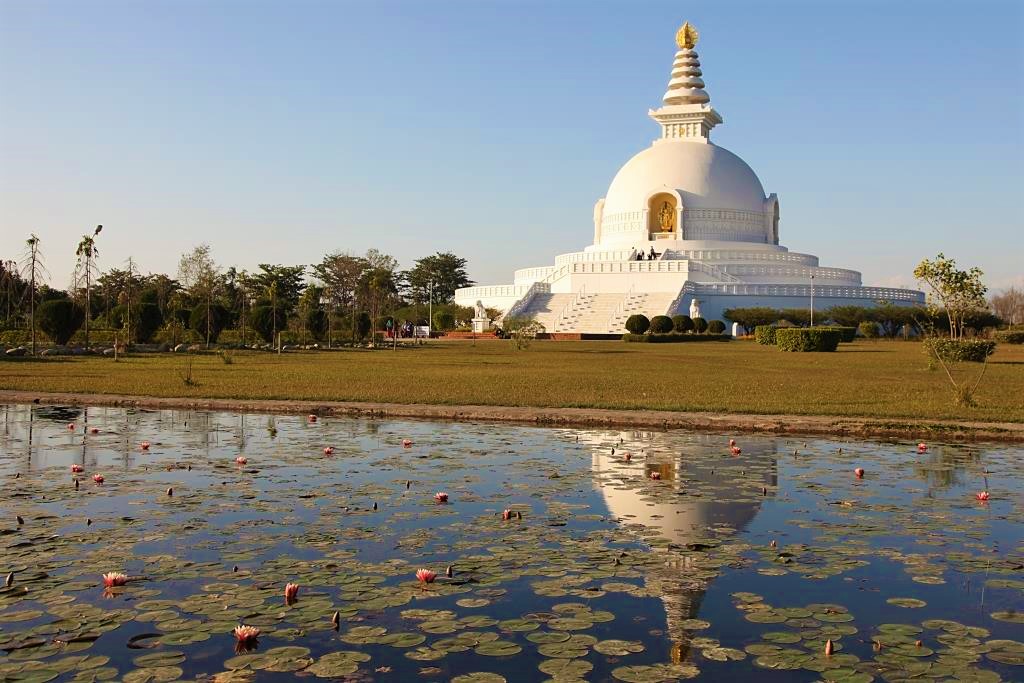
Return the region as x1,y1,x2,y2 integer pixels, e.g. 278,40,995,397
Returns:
723,307,780,331
692,317,708,333
38,298,84,345
250,304,288,344
825,305,870,328
20,234,48,355
189,304,228,344
359,266,400,346
708,320,726,334
134,303,163,343
432,312,455,331
870,302,921,338
779,308,811,327
73,225,102,347
914,253,987,340
990,287,1024,326
297,285,327,343
502,316,545,349
178,244,221,348
404,252,473,304
313,252,369,346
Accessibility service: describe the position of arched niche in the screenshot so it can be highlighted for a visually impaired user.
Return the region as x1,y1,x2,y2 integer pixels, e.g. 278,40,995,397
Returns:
647,192,679,240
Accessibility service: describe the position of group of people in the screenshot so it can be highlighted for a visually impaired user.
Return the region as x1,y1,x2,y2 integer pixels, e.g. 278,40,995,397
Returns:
635,247,659,261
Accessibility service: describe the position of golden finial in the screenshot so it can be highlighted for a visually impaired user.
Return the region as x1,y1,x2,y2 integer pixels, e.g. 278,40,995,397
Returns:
675,21,699,49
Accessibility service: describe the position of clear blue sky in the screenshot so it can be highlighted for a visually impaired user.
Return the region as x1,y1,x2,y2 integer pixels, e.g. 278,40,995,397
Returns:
2,0,1022,291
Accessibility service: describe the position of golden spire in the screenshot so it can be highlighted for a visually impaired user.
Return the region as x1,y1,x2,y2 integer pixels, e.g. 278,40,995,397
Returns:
675,21,699,49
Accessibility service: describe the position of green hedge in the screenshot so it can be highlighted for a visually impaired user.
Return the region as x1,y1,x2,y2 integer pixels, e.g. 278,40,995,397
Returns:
775,328,841,352
622,333,732,343
625,314,650,335
754,325,777,345
923,338,996,363
815,325,857,343
994,330,1024,344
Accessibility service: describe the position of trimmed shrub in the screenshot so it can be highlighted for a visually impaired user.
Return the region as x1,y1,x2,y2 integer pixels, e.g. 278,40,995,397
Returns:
708,319,726,334
754,325,777,345
190,304,229,344
650,315,674,334
775,328,841,352
858,320,880,339
625,314,650,335
994,330,1024,344
923,338,996,363
692,317,708,333
814,325,856,343
671,315,694,333
622,333,732,343
432,312,455,331
37,299,85,346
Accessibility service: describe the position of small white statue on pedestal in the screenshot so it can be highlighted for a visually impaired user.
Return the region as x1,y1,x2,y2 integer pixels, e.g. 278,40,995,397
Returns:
472,300,491,333
689,297,702,320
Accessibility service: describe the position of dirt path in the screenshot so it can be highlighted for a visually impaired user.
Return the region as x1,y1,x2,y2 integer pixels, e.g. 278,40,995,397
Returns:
1,389,1021,443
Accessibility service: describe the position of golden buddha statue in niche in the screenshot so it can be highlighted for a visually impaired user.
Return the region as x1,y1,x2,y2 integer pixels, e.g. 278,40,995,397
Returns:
659,201,675,231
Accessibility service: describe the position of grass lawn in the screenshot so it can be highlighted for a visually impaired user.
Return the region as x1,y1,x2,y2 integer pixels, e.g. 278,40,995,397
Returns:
1,339,1022,422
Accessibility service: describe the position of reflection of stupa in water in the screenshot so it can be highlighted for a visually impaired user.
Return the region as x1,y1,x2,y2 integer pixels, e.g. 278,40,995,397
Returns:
583,429,778,657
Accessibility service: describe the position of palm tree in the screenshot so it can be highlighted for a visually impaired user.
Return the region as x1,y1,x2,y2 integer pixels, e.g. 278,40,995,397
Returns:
74,225,102,348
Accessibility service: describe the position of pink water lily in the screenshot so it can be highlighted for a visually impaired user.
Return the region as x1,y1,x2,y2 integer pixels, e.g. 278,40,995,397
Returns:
102,572,127,587
284,582,299,601
434,492,449,503
233,624,261,643
730,446,742,455
402,439,413,448
502,509,513,520
90,427,100,434
71,464,84,473
623,453,632,462
729,439,736,447
92,474,104,483
649,471,661,480
416,569,437,584
323,446,334,455
67,423,75,431
854,468,865,479
307,414,317,423
140,441,150,450
235,456,247,465
824,639,835,656
976,491,990,501
917,442,928,452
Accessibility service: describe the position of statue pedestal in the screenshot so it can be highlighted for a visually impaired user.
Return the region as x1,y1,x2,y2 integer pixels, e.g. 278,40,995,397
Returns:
472,318,491,334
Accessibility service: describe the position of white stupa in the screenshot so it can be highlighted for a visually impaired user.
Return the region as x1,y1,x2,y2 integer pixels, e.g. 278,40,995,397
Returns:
455,22,924,333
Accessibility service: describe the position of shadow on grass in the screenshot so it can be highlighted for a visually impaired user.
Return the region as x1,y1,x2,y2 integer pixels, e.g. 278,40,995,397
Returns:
0,356,67,364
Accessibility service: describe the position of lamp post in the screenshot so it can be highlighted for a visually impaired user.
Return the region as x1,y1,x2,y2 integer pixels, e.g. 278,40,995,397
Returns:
809,274,815,327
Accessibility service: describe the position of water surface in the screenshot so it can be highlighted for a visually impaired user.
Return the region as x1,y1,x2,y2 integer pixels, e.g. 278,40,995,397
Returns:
0,404,1021,682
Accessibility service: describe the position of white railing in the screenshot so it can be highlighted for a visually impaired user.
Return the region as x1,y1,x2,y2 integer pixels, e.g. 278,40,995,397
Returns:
513,265,557,285
554,285,586,332
503,281,551,321
689,261,742,283
607,284,636,331
455,284,531,300
690,282,924,302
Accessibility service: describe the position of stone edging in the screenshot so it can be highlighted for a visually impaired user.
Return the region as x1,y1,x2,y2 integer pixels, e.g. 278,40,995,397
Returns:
1,390,1022,443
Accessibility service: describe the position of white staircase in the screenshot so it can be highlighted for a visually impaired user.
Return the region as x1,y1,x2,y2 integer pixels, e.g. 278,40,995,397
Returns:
514,293,575,332
552,293,623,333
607,292,677,333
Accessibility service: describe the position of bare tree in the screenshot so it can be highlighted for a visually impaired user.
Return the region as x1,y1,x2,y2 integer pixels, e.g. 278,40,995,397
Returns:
990,286,1024,326
20,234,49,355
177,244,220,348
73,225,102,348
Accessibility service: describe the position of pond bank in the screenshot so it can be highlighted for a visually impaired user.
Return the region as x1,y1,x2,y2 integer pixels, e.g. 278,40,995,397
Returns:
2,389,1022,442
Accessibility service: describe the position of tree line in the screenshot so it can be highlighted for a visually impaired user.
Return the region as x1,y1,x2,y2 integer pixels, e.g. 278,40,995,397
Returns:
0,230,477,349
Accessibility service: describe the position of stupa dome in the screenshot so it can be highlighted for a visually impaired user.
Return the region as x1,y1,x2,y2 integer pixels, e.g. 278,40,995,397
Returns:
602,141,767,216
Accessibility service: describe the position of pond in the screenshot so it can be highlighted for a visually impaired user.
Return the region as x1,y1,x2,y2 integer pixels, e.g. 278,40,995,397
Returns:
0,404,1021,683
